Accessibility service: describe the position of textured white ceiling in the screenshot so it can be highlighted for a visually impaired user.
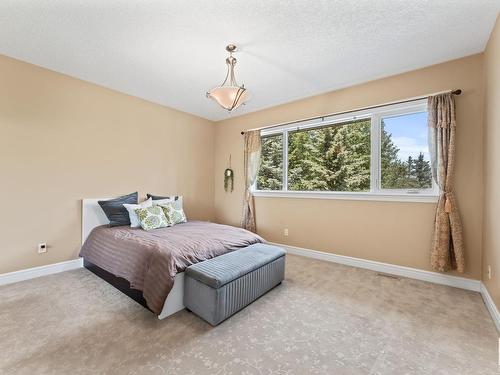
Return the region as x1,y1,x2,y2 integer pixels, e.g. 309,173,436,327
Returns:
0,1,498,121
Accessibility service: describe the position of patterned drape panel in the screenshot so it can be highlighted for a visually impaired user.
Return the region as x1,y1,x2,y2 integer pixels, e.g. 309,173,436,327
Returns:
428,93,465,273
241,130,261,233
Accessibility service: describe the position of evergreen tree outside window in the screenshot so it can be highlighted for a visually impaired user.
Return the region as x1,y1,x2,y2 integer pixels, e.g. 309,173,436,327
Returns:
288,119,370,192
257,134,283,190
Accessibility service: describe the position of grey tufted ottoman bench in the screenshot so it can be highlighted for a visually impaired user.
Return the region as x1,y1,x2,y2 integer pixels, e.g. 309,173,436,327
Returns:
184,243,286,326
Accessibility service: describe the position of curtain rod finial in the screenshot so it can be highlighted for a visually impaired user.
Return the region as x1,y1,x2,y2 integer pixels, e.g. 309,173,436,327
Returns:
241,131,245,135
452,89,462,95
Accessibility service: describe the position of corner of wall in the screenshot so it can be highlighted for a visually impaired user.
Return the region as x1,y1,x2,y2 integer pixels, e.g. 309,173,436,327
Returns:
481,13,500,311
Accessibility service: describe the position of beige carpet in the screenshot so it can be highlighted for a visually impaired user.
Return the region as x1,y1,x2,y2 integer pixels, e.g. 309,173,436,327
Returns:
0,254,497,374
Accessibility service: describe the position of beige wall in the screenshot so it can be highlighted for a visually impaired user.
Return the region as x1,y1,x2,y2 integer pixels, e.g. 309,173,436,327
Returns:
483,16,500,307
0,50,489,283
214,54,485,280
0,55,215,274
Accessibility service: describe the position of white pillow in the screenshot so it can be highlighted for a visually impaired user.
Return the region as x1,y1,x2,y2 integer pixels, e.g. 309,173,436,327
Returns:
123,198,153,228
152,196,183,207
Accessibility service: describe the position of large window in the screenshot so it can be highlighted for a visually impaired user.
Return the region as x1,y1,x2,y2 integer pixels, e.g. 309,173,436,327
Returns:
255,100,437,201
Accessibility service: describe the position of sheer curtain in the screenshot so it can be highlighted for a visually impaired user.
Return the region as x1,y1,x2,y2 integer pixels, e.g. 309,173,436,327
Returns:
428,93,465,273
241,130,261,232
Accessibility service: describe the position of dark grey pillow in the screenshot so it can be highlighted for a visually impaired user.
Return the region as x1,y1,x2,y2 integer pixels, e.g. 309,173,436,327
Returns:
147,194,180,201
98,192,138,227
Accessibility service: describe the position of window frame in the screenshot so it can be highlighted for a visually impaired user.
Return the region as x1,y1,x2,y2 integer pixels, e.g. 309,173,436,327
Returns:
252,99,439,203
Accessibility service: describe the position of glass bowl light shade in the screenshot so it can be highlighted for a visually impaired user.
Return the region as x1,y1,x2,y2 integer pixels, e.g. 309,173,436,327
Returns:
206,44,250,112
207,85,250,111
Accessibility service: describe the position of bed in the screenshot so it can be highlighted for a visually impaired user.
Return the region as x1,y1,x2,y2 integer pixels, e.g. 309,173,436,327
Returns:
80,198,264,319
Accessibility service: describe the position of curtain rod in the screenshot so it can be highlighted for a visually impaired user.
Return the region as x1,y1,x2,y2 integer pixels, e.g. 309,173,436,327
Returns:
240,89,461,135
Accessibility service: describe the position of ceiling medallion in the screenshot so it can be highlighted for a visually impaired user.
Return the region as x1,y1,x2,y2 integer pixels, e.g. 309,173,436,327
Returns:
206,44,250,112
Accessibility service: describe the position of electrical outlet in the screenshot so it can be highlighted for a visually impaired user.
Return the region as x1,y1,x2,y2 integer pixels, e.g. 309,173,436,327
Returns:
38,243,47,254
284,228,289,236
488,265,492,280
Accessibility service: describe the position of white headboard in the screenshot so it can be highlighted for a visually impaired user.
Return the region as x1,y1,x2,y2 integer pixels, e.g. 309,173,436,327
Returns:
82,198,111,244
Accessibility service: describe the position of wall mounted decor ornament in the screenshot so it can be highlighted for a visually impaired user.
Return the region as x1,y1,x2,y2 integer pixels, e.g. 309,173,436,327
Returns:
224,155,234,192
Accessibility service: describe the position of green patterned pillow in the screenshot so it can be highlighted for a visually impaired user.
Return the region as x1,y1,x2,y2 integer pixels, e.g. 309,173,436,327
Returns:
158,201,187,225
134,206,170,231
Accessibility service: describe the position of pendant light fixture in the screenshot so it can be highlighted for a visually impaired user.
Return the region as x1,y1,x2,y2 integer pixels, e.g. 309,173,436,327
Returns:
206,44,250,112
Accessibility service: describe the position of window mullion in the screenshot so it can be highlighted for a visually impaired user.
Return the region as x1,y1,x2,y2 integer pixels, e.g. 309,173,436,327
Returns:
282,130,288,191
370,114,381,193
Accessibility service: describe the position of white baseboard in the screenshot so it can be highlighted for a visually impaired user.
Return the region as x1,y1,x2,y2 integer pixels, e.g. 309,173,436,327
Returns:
0,258,83,286
272,242,481,292
480,283,500,334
